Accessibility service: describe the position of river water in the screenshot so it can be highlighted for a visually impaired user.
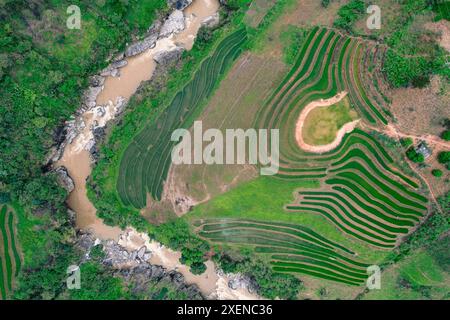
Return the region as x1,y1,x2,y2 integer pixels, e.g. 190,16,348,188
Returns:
54,0,252,298
57,0,220,240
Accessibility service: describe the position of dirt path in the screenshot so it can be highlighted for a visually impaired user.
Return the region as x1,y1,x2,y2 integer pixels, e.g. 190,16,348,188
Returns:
295,91,360,153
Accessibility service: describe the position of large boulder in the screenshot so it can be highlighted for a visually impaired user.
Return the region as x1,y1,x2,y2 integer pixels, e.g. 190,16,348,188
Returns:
89,75,105,87
83,86,102,108
114,96,127,115
159,10,185,38
153,47,184,66
201,12,220,28
110,59,128,69
125,33,158,57
167,0,193,10
55,166,74,193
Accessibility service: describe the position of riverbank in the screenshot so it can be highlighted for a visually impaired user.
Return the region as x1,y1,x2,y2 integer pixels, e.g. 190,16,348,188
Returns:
54,0,220,240
50,0,261,299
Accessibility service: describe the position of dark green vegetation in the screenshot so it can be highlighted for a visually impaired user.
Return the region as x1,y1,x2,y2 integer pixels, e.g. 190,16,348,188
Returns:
400,137,414,148
0,205,22,299
214,250,302,299
333,0,365,31
431,169,443,177
438,151,450,164
381,1,449,88
406,147,425,163
442,130,450,141
0,0,167,299
118,28,248,207
151,219,210,274
432,0,450,21
14,238,127,300
67,259,126,300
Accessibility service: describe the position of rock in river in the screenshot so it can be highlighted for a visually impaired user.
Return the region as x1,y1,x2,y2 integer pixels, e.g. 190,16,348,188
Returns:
167,0,193,10
159,10,185,38
55,166,74,193
125,33,158,57
153,47,184,66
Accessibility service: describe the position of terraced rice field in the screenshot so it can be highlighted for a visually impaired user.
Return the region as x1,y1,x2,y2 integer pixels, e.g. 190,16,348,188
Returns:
0,205,22,299
190,27,429,286
254,27,390,162
250,26,427,249
282,128,428,249
117,28,248,208
196,219,371,285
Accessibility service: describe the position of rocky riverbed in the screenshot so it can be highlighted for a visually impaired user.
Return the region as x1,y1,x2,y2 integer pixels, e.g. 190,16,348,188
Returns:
48,0,260,300
76,230,260,300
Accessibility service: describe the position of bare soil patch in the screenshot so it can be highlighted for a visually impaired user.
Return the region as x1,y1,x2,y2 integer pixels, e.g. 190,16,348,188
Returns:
424,20,450,52
390,76,450,137
244,0,277,28
283,0,344,27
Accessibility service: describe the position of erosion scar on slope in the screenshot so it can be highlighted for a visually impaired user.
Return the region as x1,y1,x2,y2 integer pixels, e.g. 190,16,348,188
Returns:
295,91,360,153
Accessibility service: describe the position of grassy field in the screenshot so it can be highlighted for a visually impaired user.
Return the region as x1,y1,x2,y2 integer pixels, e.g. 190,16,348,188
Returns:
302,97,358,145
169,52,288,205
363,249,450,300
0,205,22,299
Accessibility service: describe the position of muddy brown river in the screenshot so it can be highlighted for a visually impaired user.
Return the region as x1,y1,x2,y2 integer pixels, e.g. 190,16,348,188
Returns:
57,0,220,240
54,0,258,298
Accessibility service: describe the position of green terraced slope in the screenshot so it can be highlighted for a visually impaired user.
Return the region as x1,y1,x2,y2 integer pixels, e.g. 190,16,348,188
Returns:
118,28,248,208
0,205,22,299
197,219,370,286
250,27,427,248
190,27,429,286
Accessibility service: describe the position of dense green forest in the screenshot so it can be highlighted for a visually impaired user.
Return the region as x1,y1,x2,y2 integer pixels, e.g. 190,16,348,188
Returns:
0,0,166,299
331,0,449,88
